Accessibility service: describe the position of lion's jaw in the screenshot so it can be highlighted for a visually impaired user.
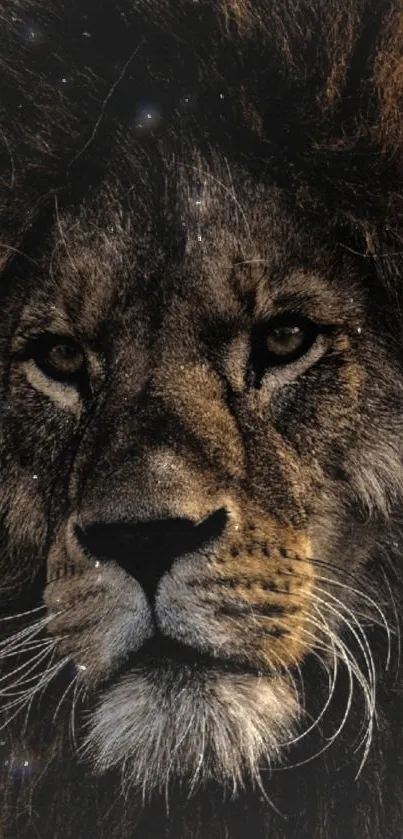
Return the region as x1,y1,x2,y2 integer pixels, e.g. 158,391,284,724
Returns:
86,660,297,794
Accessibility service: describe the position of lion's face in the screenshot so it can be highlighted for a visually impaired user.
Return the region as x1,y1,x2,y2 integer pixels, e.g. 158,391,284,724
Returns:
2,154,402,794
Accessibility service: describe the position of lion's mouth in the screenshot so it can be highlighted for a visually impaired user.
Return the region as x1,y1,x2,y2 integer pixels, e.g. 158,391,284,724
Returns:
100,632,272,689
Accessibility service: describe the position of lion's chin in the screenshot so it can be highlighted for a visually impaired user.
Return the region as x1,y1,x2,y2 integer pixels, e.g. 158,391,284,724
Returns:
82,652,298,796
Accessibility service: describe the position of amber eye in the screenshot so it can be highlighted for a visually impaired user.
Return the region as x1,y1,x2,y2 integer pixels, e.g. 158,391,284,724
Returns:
29,334,86,383
265,323,306,358
249,315,320,385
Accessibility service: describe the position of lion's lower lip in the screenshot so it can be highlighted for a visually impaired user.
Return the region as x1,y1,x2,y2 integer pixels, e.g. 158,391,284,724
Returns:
104,634,267,684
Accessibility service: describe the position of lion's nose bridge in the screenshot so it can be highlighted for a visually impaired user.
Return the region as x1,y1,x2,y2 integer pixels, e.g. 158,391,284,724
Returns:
79,440,221,526
127,446,213,520
76,357,244,518
73,348,246,532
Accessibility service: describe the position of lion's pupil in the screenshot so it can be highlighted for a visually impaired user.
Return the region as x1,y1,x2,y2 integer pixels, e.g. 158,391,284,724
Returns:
47,343,83,373
266,325,304,356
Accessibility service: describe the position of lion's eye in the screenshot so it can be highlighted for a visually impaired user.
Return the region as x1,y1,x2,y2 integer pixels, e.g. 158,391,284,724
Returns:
30,334,86,383
46,343,84,374
265,324,306,358
249,315,320,385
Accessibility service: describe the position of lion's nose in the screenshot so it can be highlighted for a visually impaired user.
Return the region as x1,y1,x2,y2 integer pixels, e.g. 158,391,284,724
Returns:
75,508,228,599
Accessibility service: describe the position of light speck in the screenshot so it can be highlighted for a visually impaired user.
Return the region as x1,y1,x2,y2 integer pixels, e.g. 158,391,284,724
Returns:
134,104,163,133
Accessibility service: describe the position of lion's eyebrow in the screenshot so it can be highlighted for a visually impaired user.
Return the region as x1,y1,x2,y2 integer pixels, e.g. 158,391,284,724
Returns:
273,291,324,314
249,260,359,320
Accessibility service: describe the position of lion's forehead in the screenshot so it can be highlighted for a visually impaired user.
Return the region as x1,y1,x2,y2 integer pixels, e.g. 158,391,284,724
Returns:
21,165,364,347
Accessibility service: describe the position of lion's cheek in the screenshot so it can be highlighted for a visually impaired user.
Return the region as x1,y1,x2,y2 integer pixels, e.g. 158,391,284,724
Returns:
44,559,154,685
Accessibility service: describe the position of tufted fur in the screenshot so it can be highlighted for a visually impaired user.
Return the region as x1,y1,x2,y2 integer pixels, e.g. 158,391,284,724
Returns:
1,2,403,838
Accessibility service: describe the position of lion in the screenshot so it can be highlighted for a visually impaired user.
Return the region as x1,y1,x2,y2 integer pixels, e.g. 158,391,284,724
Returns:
1,1,403,837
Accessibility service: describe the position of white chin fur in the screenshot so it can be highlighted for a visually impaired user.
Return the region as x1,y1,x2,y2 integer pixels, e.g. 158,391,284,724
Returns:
83,665,298,797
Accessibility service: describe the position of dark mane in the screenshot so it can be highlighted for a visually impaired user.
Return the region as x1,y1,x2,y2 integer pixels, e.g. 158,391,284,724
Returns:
1,1,403,255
